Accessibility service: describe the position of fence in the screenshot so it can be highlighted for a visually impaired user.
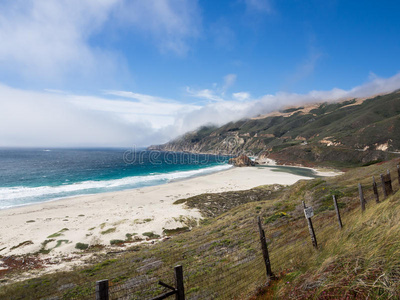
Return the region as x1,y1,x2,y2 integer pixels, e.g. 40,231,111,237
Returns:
301,164,400,250
104,162,400,299
4,163,400,300
97,219,267,300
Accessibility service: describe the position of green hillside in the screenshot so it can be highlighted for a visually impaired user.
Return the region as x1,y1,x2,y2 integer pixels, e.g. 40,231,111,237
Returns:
149,92,400,167
2,160,400,299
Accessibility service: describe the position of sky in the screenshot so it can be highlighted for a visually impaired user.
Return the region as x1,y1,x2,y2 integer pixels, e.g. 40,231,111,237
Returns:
1,0,400,147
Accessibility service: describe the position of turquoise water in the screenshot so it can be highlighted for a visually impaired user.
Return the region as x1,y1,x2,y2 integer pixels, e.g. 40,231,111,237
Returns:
0,148,232,209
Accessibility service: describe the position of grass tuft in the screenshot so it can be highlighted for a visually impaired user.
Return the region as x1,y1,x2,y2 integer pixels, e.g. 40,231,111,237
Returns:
100,227,116,235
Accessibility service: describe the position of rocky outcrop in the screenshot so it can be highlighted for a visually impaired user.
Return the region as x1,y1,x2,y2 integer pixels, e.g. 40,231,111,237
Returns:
228,155,256,167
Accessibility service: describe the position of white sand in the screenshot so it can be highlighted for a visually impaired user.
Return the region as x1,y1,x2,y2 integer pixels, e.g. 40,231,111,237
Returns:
0,165,339,259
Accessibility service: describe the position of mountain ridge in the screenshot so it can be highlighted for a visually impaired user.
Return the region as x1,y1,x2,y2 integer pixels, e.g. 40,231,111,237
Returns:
149,91,400,167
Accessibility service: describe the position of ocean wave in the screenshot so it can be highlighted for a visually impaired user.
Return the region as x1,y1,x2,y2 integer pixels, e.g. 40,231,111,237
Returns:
0,164,232,206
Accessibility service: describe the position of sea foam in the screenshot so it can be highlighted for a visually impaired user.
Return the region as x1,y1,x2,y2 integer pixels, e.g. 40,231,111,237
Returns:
0,164,232,209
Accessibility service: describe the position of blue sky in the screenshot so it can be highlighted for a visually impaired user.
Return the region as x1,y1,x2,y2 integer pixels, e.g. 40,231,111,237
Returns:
1,0,400,147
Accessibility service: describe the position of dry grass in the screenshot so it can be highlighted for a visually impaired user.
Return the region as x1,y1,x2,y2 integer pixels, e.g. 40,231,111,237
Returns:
254,159,400,299
1,159,400,299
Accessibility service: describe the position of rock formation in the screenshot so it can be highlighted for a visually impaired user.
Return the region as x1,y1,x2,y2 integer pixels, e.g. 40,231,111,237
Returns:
228,155,256,167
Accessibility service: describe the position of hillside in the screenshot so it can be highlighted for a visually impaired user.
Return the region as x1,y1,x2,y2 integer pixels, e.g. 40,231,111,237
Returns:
2,159,400,299
149,91,400,167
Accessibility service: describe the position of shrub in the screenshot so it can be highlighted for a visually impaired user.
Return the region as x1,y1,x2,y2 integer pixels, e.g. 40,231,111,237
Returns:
75,243,89,250
142,232,160,239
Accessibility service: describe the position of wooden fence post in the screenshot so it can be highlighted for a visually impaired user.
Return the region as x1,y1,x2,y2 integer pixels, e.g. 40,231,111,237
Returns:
381,171,393,197
380,174,388,198
174,265,185,300
397,165,400,185
332,195,343,229
358,183,365,212
302,201,318,249
386,170,393,195
372,176,380,203
96,280,109,300
257,216,273,279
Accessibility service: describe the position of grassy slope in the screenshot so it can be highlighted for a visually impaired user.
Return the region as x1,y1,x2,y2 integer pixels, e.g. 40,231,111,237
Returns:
1,160,400,299
255,163,400,299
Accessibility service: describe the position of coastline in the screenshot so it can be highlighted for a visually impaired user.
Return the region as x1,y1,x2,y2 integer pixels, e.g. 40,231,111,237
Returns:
0,163,233,211
1,165,338,255
0,164,340,280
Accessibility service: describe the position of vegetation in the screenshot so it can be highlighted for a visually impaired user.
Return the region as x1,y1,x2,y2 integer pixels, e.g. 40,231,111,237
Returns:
264,211,289,224
162,227,189,236
37,239,55,254
47,228,69,238
174,184,284,218
133,218,153,224
125,233,137,241
75,243,89,250
10,241,33,250
110,240,125,245
2,159,400,299
100,227,116,235
54,240,69,248
150,92,400,168
142,232,161,239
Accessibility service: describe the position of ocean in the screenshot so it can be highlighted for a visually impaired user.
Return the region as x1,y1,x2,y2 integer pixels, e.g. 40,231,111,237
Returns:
0,148,232,209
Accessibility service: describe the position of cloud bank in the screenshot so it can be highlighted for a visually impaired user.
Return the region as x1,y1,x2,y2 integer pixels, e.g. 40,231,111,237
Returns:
176,72,400,133
0,83,198,147
1,72,399,148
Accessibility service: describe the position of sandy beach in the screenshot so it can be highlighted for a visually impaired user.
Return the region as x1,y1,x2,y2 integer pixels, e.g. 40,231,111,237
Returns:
0,165,339,261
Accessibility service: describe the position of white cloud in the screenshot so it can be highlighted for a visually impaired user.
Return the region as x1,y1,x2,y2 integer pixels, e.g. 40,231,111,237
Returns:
116,0,201,55
186,73,239,102
0,84,137,147
0,0,201,83
233,92,251,101
186,87,225,102
344,72,400,99
222,74,237,94
0,0,120,82
1,73,399,148
104,90,180,104
177,72,400,134
0,84,199,147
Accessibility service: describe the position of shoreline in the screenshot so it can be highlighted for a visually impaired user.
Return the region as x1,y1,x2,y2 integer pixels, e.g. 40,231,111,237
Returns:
0,164,234,212
0,163,233,211
0,164,341,281
0,162,339,213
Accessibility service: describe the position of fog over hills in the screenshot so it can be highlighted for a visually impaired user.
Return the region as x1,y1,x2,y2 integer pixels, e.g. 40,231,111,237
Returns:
150,91,400,167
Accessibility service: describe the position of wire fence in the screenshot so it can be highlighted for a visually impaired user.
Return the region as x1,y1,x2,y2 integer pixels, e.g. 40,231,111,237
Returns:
3,163,400,300
104,219,266,300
